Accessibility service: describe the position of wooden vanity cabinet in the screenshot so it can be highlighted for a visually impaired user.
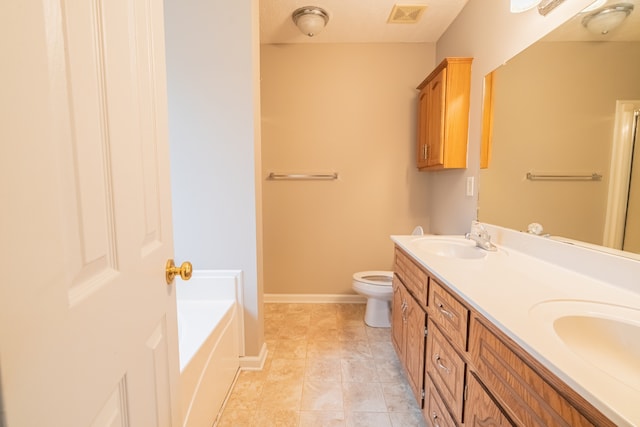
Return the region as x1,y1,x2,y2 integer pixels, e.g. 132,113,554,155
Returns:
392,244,617,427
469,316,615,427
416,57,472,170
392,248,428,405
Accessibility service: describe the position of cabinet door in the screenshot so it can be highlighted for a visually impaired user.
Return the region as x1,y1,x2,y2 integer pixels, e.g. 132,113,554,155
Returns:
417,89,429,169
465,372,513,426
405,295,427,405
391,276,406,356
426,67,446,167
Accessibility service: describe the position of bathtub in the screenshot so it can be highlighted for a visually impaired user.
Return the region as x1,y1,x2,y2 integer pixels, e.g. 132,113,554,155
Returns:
177,270,243,427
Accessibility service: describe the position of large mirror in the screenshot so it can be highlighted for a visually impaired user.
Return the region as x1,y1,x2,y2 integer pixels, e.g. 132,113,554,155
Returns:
479,0,640,256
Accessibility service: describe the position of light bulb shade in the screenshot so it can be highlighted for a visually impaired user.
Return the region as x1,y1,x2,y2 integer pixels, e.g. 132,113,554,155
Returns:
292,6,329,37
510,0,541,13
582,3,634,35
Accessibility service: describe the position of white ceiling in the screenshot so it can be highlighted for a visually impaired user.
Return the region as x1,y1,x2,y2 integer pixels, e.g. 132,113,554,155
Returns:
259,0,469,44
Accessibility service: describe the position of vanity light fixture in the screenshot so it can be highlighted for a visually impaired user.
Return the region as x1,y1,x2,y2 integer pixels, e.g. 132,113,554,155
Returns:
582,0,607,13
292,6,329,37
510,0,541,13
511,0,567,15
582,3,634,35
537,0,567,15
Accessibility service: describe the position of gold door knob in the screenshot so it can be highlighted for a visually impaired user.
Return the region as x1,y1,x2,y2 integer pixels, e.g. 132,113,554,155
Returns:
166,259,193,284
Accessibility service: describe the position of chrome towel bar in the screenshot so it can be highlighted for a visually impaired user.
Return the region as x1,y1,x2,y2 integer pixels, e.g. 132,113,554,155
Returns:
267,172,338,181
526,172,602,181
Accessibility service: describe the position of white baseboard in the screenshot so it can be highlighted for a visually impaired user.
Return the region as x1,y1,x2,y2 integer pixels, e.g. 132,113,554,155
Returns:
263,293,366,304
239,342,268,370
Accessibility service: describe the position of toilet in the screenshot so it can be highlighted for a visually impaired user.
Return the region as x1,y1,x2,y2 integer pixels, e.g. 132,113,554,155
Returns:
352,271,394,327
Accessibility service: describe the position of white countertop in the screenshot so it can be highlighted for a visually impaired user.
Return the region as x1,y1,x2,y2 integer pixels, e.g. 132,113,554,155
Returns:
391,225,640,427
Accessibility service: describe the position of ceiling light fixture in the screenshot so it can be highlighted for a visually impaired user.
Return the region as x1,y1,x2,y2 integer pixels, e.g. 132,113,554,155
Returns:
292,6,329,37
582,3,634,35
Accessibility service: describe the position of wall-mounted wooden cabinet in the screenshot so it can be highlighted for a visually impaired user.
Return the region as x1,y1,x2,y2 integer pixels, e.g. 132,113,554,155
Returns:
416,57,472,170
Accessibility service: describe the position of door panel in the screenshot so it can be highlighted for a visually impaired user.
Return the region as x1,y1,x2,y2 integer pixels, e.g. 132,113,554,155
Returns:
405,297,426,404
391,277,405,355
0,1,179,426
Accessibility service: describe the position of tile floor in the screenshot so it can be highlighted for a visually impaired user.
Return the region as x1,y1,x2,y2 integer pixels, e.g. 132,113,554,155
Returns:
216,303,427,427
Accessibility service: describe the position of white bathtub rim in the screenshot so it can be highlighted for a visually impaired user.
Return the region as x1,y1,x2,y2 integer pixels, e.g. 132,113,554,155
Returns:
177,269,245,357
178,299,235,372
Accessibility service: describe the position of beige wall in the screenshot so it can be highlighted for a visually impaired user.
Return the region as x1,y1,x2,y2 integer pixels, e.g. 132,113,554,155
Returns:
480,41,640,244
261,43,434,295
433,0,594,235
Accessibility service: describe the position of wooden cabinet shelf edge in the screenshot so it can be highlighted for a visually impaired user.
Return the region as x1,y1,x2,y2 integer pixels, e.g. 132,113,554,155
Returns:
416,57,473,171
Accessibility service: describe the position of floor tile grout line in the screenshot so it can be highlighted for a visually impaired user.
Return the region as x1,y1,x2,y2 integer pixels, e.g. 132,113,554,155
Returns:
218,302,424,426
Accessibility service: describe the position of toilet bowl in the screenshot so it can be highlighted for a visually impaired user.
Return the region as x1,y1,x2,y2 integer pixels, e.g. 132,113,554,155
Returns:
352,271,394,327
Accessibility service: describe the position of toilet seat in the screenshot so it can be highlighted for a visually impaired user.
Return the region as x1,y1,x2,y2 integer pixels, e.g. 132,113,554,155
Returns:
353,271,393,287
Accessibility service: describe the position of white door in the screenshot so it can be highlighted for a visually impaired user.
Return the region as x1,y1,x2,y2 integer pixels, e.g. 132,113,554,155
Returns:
1,1,181,426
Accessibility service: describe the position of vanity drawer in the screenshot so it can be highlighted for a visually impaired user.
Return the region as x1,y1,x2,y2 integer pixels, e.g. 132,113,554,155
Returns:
425,382,457,427
428,278,469,351
465,371,514,426
394,247,429,307
426,319,466,423
469,317,601,427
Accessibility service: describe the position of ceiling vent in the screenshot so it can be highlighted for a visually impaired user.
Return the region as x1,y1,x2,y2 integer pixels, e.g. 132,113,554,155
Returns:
387,4,428,24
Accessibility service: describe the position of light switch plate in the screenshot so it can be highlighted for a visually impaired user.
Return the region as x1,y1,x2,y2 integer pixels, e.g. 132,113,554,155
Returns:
466,176,475,197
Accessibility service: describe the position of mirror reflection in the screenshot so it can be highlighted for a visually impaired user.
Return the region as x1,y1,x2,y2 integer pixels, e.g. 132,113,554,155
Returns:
479,0,640,255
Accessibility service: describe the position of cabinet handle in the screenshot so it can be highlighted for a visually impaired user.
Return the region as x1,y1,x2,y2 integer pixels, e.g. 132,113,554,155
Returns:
434,353,451,374
423,144,428,160
437,302,454,319
431,412,441,427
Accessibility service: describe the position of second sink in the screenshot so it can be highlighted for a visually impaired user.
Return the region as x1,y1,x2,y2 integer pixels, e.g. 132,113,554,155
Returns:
530,300,640,391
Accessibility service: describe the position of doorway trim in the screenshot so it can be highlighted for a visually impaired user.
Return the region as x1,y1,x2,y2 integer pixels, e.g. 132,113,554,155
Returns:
603,100,640,249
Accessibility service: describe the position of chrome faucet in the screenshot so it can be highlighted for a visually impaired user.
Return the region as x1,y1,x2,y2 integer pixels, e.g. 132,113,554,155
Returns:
465,222,497,251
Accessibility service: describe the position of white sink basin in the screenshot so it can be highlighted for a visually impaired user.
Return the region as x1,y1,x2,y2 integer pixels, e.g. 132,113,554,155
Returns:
413,237,487,260
530,300,640,390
